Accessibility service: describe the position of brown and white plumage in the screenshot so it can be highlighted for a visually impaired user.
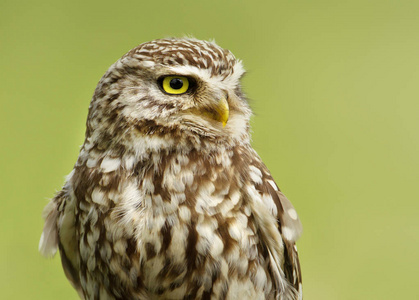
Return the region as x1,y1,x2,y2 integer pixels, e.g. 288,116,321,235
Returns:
40,38,303,299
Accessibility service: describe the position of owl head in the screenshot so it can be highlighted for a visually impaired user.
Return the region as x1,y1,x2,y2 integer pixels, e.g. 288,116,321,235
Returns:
85,38,252,153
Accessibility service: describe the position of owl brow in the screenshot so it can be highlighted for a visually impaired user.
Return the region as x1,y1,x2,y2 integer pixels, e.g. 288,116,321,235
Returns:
157,73,197,80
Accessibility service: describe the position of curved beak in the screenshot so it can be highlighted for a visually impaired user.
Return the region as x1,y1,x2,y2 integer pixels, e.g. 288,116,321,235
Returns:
215,97,229,127
202,96,229,127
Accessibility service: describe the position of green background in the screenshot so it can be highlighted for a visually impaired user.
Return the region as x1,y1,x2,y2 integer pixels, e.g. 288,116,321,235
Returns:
1,0,418,299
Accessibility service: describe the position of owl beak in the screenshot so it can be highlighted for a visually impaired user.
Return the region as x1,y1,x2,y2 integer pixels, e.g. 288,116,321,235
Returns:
200,96,229,127
216,97,229,127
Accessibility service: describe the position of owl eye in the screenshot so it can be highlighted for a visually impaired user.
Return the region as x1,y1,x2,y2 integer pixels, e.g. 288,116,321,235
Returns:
160,76,190,95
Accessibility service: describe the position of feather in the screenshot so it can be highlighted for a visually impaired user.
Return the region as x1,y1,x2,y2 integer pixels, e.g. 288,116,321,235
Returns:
277,191,303,243
39,200,58,257
248,191,299,299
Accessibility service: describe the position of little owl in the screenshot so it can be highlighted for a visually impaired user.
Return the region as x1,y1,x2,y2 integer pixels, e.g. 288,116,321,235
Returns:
39,38,303,300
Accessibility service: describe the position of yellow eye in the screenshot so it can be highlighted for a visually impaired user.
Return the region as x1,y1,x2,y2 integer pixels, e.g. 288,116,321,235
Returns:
161,76,190,95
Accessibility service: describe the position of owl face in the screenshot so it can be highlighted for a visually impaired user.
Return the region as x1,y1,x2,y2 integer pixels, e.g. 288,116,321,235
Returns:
87,38,252,151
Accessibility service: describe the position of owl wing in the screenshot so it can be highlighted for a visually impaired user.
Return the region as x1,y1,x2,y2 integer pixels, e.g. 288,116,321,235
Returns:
250,161,303,299
40,187,85,299
275,190,303,296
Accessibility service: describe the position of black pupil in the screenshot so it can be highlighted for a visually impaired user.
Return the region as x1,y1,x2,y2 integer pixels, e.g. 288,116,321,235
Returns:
170,78,184,90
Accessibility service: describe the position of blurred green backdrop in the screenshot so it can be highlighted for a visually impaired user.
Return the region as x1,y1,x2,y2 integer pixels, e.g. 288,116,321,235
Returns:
1,0,418,299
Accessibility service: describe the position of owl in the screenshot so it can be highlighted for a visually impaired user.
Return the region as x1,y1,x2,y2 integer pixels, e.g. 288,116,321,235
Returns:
39,38,303,300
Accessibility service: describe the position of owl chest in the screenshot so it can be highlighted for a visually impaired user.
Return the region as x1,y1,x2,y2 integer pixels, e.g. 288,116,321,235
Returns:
119,169,263,295
133,198,263,298
75,155,271,298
